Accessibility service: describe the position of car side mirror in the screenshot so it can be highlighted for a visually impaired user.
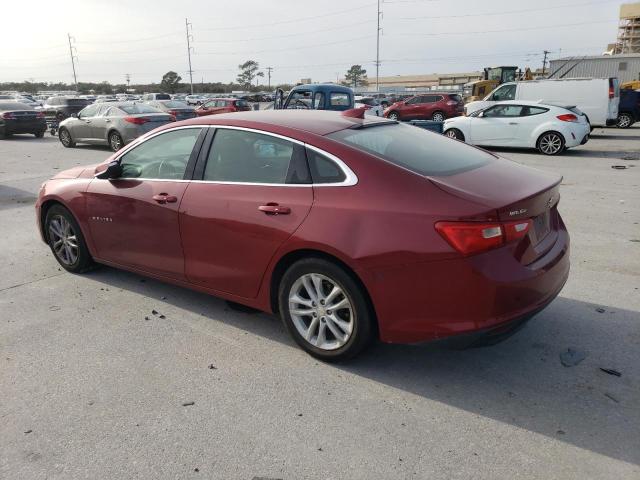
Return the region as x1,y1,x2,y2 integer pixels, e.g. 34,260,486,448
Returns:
95,161,122,179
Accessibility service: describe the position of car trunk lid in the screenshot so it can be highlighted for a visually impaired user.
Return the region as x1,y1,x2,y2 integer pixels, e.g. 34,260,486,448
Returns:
428,157,562,264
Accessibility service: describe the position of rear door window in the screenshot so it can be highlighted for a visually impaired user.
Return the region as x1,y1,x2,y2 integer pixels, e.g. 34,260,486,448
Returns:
483,105,522,117
490,84,516,101
328,123,492,177
203,128,309,184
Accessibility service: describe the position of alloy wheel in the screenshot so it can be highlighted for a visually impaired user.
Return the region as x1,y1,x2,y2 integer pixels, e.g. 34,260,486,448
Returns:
388,112,399,121
288,273,354,351
48,215,78,266
59,129,71,146
539,133,563,155
432,112,444,122
617,114,632,128
109,133,122,151
445,129,458,139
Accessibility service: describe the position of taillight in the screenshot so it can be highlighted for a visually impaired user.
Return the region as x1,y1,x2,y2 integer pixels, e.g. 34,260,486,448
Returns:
446,100,458,106
1,112,16,119
36,112,45,118
435,220,531,255
609,79,615,99
168,109,179,115
169,114,176,122
557,113,578,122
124,116,149,125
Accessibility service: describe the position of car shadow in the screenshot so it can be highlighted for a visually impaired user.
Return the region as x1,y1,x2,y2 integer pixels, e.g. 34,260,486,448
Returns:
0,185,37,210
85,265,640,466
488,146,640,159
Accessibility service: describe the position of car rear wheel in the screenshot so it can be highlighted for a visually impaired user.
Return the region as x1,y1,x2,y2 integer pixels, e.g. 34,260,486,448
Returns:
387,111,399,121
59,128,75,147
45,205,95,273
109,131,124,152
444,128,465,141
278,258,374,362
536,131,565,155
617,113,633,129
35,131,45,138
432,111,445,122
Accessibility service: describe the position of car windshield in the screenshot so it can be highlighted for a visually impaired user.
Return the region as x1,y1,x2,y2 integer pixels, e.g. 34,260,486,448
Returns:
327,123,493,176
120,104,160,114
61,99,88,106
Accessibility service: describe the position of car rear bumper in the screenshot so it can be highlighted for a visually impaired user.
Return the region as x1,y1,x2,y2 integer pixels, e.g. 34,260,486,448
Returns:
606,118,618,126
366,218,570,344
1,119,47,134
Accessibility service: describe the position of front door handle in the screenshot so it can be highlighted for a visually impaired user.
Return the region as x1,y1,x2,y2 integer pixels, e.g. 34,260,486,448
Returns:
259,203,291,215
152,193,178,204
509,122,519,125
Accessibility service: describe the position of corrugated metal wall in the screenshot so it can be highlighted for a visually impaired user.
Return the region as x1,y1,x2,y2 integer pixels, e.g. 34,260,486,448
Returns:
549,56,640,83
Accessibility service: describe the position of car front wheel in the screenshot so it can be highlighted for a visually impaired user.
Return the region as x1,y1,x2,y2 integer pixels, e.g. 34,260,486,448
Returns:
536,131,565,155
387,111,399,121
444,128,465,141
278,258,374,361
45,205,95,273
59,128,75,147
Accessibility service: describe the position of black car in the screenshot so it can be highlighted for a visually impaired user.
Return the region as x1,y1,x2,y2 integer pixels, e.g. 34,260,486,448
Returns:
0,102,47,138
41,97,88,121
617,89,640,128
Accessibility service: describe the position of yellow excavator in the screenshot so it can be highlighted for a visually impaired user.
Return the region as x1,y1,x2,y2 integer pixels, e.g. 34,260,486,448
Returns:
463,66,533,103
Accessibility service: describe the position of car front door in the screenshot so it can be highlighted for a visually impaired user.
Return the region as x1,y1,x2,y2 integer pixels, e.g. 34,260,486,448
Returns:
85,127,205,280
73,104,100,140
87,105,115,143
180,127,313,298
403,96,426,119
470,104,523,146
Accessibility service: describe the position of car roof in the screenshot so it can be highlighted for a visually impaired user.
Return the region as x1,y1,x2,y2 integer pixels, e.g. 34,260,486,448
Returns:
178,109,393,136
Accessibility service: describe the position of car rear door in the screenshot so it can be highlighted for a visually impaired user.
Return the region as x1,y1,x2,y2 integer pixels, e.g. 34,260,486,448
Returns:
88,104,115,142
180,126,313,298
85,127,206,280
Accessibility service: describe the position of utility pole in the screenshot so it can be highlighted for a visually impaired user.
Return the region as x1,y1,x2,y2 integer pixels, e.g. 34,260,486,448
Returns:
542,50,550,75
67,33,78,92
125,73,131,89
185,18,194,95
266,66,273,89
375,0,382,92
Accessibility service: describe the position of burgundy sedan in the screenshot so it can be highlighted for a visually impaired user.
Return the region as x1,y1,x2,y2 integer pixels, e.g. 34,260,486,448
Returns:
36,110,569,361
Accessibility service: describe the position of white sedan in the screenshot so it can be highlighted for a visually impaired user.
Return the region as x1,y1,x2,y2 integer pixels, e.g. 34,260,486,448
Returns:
443,100,590,155
354,96,384,116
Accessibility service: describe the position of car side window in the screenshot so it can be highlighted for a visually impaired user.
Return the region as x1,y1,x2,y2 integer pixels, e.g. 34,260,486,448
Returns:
491,84,516,101
405,97,418,105
306,148,346,184
78,104,99,118
520,106,548,116
483,105,522,117
118,128,202,180
106,107,122,117
203,128,310,184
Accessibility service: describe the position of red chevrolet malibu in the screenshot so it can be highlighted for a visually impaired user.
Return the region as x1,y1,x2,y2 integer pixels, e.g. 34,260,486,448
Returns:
36,110,569,361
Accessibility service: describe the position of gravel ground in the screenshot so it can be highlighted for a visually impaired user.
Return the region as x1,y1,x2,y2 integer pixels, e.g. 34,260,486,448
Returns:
1,126,639,480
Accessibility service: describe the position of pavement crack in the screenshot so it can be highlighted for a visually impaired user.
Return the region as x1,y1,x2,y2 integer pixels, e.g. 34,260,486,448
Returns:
0,272,66,292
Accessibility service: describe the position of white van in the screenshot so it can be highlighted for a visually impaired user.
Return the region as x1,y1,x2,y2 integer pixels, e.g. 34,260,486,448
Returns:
465,78,620,127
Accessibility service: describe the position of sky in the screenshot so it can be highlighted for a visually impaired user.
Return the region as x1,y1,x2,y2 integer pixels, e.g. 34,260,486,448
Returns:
0,0,625,86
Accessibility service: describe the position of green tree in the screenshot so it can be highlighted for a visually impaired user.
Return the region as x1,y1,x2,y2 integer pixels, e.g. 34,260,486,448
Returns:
160,71,182,93
343,65,368,88
236,60,259,90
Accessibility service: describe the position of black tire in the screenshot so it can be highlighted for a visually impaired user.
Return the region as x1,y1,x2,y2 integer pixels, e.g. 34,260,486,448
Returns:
59,128,75,147
444,128,465,141
431,111,445,122
108,131,124,152
536,131,565,156
617,113,634,129
0,129,6,139
35,130,45,138
387,111,399,121
44,205,95,273
278,258,374,362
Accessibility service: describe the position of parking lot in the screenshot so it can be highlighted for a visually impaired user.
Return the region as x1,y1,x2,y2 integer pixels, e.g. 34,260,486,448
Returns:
1,128,639,479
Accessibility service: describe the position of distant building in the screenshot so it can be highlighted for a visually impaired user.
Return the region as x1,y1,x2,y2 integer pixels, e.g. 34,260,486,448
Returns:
548,54,640,83
344,72,483,93
610,2,640,54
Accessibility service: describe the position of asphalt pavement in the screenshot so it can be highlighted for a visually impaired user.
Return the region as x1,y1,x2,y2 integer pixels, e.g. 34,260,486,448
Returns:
1,127,639,479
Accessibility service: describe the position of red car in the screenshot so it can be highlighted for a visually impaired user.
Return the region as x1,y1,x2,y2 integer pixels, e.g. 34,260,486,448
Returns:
384,93,464,122
195,98,252,117
36,110,569,361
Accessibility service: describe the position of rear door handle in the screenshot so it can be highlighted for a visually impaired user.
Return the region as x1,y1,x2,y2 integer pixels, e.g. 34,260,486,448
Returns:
152,193,178,204
509,122,519,125
259,203,291,215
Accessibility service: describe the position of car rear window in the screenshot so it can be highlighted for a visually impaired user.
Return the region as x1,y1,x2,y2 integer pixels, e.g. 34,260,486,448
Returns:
120,104,160,114
0,102,33,110
162,100,189,108
155,93,171,100
449,94,462,103
61,98,88,106
327,123,493,177
235,100,248,107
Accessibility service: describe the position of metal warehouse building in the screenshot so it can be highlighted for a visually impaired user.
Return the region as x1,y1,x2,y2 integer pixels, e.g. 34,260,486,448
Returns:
548,54,640,83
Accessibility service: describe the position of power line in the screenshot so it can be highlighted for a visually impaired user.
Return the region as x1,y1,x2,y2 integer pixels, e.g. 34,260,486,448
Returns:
198,35,375,56
396,0,619,20
76,32,183,45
